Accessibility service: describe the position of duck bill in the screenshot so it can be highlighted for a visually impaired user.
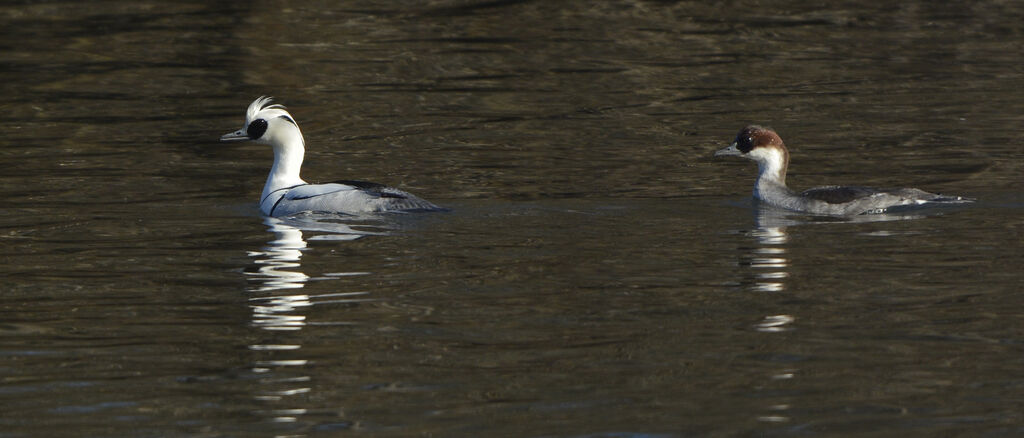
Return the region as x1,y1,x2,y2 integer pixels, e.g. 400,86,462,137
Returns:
220,130,249,142
714,142,742,157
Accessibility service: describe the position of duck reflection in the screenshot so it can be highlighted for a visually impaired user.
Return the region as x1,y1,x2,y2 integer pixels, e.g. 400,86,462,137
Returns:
742,204,932,425
743,204,930,292
247,217,311,293
244,214,385,428
247,215,376,287
742,207,794,293
246,216,378,329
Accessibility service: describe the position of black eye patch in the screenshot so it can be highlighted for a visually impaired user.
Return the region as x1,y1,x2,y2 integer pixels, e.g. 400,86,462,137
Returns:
735,134,755,153
247,119,268,139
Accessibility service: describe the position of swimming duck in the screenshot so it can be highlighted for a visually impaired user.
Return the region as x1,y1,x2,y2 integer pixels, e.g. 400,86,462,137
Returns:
221,97,443,216
714,125,972,216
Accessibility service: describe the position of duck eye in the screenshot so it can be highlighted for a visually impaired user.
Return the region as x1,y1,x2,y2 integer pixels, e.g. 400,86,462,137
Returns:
735,135,754,153
247,119,268,139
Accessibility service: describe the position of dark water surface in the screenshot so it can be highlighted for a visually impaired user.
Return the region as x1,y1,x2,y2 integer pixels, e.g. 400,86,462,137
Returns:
3,1,1023,436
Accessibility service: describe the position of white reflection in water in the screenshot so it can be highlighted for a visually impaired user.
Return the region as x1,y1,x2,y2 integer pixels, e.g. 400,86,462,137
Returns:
756,314,795,333
247,215,382,328
742,206,935,426
246,216,375,293
748,211,791,293
244,214,388,429
745,206,931,292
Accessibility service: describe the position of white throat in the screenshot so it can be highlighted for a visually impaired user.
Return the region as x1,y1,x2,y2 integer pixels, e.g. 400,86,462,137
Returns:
261,120,308,201
748,146,790,201
751,147,787,185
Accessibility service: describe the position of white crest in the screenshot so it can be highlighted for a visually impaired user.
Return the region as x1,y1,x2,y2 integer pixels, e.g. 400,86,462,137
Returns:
245,96,290,125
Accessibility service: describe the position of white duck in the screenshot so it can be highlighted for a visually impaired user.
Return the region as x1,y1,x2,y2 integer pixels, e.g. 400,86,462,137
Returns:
221,97,443,216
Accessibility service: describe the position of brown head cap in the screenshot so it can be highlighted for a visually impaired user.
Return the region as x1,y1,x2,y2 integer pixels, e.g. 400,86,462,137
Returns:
733,125,784,153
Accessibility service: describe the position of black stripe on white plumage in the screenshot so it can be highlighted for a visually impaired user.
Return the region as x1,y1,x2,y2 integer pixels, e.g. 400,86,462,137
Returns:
221,97,444,216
